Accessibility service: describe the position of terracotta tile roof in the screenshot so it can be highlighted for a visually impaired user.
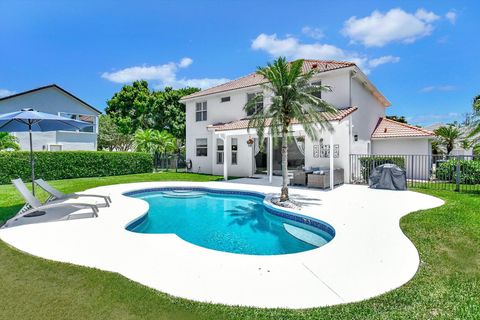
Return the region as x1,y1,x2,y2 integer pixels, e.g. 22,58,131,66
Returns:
208,107,358,132
371,118,435,139
181,60,355,100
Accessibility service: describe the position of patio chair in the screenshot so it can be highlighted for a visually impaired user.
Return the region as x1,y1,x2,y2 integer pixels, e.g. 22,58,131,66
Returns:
2,179,99,228
35,179,111,207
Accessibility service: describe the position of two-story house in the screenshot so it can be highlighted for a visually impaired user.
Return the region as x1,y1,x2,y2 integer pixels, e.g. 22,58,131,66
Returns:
0,84,101,151
180,59,434,182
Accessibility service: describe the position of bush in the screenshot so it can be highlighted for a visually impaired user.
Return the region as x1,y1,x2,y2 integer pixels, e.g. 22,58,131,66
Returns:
436,159,480,184
0,151,153,184
359,156,406,181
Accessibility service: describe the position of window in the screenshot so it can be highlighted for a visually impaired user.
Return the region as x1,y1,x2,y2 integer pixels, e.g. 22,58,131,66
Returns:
216,139,224,164
231,138,238,165
48,144,62,151
246,93,263,116
220,96,230,103
195,101,207,121
196,138,208,156
311,81,322,99
59,112,95,132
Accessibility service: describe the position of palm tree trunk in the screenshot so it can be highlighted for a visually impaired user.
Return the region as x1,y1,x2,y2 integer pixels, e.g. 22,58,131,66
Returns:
280,131,289,201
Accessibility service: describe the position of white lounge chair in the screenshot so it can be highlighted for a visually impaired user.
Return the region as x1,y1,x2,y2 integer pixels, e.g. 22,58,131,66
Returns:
35,179,111,207
2,179,99,228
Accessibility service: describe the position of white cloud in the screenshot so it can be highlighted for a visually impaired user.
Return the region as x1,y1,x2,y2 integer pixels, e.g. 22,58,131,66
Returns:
342,8,440,47
102,58,228,89
251,33,398,74
445,11,457,24
420,85,456,93
301,26,324,39
0,89,15,98
368,55,400,68
179,57,193,68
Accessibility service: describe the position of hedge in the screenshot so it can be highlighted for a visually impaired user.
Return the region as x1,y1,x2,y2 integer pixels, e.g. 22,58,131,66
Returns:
436,159,480,184
359,156,406,181
0,151,153,185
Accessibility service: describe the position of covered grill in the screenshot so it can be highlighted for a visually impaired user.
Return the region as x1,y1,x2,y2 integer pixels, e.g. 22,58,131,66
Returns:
369,163,407,191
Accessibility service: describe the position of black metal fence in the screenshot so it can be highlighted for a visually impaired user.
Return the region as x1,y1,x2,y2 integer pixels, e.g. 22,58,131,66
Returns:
154,153,187,172
350,154,480,193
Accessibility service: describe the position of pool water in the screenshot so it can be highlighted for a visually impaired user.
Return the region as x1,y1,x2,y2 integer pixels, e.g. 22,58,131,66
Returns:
126,189,334,255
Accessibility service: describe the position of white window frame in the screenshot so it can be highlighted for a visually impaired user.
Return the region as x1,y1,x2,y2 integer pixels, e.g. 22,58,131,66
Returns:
196,138,208,157
311,80,322,99
216,139,224,164
48,144,63,151
246,92,264,116
231,138,238,165
58,112,97,133
195,101,208,122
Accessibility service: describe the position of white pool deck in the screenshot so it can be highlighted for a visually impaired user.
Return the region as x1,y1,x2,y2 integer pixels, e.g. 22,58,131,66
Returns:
0,181,444,309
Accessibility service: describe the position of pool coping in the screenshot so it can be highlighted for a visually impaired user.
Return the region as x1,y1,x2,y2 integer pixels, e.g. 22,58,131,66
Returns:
0,181,444,309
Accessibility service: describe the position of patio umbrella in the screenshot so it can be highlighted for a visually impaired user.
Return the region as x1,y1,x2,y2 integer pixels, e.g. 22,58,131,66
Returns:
0,108,93,194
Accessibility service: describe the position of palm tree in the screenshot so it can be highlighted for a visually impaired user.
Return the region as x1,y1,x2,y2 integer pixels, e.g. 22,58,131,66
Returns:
434,125,462,155
468,94,480,139
245,57,337,202
134,128,176,154
0,132,20,151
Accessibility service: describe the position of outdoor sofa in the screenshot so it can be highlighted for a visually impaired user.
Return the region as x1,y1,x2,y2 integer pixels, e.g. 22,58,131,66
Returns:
292,167,344,189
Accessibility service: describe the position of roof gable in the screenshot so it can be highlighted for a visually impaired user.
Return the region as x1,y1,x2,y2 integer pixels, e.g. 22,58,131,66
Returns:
181,60,355,101
0,84,101,115
372,118,435,139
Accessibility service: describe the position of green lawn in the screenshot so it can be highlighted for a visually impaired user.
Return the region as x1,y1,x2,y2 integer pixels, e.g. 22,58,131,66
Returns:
1,173,479,319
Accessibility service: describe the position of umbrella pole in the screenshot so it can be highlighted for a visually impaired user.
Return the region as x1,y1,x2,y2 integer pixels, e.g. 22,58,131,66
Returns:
29,124,35,196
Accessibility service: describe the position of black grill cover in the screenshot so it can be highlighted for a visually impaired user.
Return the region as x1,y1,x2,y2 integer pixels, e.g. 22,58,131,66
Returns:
369,164,407,190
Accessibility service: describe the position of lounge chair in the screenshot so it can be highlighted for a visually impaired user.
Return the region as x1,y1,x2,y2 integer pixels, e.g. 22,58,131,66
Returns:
35,179,111,207
2,179,99,228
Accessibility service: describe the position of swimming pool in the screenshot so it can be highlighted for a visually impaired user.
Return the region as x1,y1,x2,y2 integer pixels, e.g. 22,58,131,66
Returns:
126,188,334,255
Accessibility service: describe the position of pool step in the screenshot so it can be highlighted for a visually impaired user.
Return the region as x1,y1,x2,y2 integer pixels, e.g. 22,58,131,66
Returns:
161,190,205,198
283,223,329,247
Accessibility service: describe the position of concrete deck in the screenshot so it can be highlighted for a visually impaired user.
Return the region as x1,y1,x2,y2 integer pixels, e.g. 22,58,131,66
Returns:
0,181,443,309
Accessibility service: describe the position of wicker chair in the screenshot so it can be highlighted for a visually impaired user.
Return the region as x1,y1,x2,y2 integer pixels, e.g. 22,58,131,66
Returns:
307,168,344,189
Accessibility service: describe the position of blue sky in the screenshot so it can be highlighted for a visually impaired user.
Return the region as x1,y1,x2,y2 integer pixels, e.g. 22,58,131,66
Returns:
0,0,478,126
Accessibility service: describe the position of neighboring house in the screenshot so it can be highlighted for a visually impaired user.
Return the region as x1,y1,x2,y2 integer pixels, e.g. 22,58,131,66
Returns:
0,84,101,151
180,59,435,182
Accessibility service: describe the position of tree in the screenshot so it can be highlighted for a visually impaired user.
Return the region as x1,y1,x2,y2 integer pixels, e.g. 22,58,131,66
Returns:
434,125,462,155
134,129,176,154
151,87,200,141
468,94,480,139
245,57,337,202
0,132,20,151
105,80,154,134
105,81,199,140
386,115,408,124
97,115,134,151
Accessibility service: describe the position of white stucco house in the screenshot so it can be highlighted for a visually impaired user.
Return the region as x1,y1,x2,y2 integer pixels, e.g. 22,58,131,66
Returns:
180,59,435,183
0,84,101,151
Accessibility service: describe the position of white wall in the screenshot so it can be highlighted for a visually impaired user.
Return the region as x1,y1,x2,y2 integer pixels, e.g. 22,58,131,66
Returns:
304,119,351,181
0,86,99,151
372,138,432,179
350,76,386,154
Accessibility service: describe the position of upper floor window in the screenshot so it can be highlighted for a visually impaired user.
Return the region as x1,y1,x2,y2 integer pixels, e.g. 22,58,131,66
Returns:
196,101,207,121
59,112,95,132
246,93,264,116
196,138,208,156
311,81,322,99
220,96,231,103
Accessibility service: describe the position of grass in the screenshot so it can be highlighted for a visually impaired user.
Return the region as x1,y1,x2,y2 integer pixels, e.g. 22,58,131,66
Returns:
1,173,479,319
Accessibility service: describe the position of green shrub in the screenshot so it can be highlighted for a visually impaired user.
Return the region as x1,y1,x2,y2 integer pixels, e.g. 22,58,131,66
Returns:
0,151,153,184
436,159,480,184
359,156,406,181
